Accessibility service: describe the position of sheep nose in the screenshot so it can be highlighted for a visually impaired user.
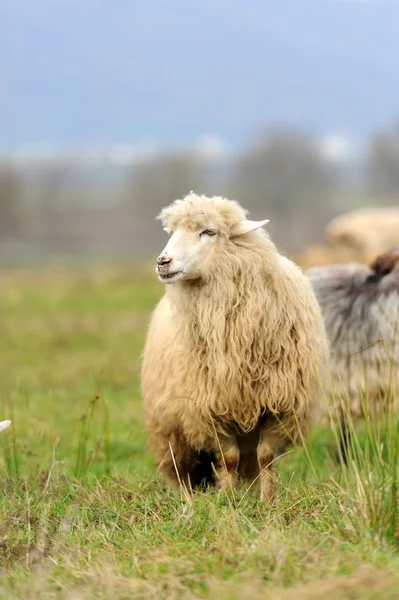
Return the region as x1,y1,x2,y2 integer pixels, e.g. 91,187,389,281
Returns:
157,254,172,267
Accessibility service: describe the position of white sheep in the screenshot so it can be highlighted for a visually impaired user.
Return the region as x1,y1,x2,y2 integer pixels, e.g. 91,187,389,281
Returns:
325,206,399,258
141,193,329,502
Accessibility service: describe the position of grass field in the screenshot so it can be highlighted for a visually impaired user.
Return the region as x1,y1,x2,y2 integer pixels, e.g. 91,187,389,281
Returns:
0,265,399,599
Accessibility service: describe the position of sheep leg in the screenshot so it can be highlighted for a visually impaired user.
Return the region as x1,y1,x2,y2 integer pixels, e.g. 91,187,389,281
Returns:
336,419,351,465
217,434,240,491
155,430,199,489
257,418,286,503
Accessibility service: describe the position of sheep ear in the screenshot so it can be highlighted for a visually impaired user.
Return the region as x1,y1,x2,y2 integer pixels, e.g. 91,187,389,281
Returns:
0,420,11,433
229,219,270,238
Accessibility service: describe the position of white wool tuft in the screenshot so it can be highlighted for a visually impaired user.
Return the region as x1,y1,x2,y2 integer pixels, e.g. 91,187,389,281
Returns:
0,420,11,433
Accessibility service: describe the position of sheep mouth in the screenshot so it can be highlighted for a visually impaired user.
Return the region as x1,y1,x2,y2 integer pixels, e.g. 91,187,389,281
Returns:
158,270,184,283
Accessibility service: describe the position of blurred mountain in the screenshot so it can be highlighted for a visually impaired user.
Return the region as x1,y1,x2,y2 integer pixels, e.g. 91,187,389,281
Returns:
1,0,398,147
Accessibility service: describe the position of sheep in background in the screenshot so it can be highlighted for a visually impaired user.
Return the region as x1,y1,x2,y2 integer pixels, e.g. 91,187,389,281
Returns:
0,420,11,432
306,249,399,460
325,207,399,259
141,192,328,502
296,243,366,271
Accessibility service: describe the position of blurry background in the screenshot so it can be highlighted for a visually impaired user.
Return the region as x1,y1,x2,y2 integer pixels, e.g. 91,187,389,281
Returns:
1,0,399,266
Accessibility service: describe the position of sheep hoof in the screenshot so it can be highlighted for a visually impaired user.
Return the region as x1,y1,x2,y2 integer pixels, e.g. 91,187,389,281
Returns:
217,473,238,494
259,490,275,505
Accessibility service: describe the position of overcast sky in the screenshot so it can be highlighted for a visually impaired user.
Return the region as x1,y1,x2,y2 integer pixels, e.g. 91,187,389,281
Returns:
0,0,398,148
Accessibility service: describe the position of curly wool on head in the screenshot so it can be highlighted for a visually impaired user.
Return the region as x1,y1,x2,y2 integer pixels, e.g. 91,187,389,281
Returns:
306,248,399,422
158,193,249,235
141,193,329,500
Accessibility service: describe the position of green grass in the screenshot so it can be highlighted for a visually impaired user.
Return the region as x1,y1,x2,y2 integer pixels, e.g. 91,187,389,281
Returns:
0,265,398,599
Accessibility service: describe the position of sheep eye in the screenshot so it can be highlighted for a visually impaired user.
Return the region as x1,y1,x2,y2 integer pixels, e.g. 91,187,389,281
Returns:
200,228,217,237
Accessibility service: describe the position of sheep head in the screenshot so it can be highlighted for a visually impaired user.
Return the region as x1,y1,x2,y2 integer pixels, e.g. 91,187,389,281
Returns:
155,192,269,284
325,218,367,251
369,248,399,277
